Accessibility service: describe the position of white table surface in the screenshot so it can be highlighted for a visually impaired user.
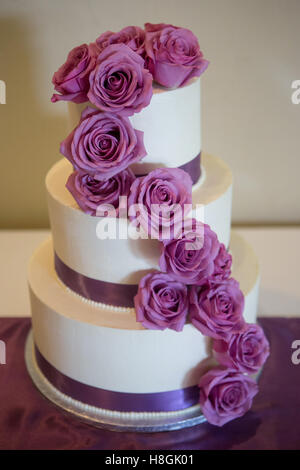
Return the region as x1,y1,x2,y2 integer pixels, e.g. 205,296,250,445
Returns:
0,227,299,318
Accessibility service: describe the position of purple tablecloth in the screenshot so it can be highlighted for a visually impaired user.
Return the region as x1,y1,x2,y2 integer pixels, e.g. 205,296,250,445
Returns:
0,317,299,450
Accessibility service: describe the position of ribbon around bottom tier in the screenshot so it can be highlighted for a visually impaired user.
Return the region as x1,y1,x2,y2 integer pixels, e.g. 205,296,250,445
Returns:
34,345,200,413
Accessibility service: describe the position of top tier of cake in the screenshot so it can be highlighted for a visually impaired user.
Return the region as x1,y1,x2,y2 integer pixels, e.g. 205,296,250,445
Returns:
68,77,201,177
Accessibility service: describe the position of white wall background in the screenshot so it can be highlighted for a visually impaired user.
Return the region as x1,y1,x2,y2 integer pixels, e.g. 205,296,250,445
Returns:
0,0,300,227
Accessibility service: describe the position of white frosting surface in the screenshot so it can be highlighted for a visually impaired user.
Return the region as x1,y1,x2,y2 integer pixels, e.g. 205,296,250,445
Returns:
67,78,201,172
46,155,232,284
29,233,259,394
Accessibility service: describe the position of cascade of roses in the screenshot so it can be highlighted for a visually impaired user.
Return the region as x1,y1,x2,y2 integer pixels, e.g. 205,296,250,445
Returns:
51,22,209,105
120,90,270,425
52,23,209,212
133,215,269,426
52,23,269,427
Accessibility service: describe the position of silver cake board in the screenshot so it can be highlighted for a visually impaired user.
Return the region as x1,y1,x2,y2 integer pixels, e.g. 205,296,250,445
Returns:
25,329,207,432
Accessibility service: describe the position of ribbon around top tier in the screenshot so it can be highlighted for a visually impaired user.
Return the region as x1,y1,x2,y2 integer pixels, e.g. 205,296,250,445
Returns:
34,345,199,412
136,153,201,184
179,153,201,184
55,253,138,308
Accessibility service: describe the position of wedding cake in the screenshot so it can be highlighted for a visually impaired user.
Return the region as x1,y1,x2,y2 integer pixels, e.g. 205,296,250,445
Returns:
27,23,269,431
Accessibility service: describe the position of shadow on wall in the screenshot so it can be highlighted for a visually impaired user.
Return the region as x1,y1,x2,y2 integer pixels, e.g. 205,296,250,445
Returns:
0,16,67,229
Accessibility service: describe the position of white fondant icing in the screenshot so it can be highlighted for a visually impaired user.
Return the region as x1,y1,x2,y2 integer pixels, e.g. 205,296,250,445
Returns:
67,78,201,172
29,233,259,394
46,154,232,284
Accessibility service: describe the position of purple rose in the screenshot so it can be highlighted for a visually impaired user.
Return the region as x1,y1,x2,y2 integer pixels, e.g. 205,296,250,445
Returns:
66,168,135,216
51,43,99,103
134,271,189,331
60,107,146,179
88,44,153,116
128,168,192,240
159,220,221,285
211,243,232,281
213,324,270,374
198,367,258,426
189,278,245,340
144,22,209,88
96,26,146,57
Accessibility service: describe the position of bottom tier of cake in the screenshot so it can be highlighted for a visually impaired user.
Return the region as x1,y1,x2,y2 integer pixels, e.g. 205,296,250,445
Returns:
27,231,260,431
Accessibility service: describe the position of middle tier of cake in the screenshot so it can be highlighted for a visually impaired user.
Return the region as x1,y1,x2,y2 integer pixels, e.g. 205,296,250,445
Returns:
46,153,232,290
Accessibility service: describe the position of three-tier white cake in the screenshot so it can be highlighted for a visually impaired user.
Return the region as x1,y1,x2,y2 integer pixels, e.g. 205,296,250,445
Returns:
27,23,267,431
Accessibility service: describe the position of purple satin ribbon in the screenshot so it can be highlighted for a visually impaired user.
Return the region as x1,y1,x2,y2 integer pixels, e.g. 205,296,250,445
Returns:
35,345,199,412
179,153,201,184
55,253,138,307
137,153,201,184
